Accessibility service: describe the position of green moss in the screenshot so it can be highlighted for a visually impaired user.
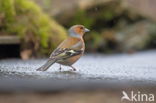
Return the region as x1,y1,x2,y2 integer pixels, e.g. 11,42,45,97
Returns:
0,0,67,56
85,31,104,52
69,10,95,29
0,0,15,23
100,9,115,21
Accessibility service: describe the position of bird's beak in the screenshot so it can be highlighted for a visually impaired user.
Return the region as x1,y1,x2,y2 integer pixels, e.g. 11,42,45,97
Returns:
84,28,90,32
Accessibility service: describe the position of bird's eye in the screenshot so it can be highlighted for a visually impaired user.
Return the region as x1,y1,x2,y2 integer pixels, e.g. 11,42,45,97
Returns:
80,27,84,29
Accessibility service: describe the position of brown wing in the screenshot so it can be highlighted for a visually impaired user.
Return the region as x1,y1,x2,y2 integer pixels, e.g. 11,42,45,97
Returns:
50,37,83,58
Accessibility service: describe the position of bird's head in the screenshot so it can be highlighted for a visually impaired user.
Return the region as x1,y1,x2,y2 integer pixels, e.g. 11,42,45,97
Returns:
68,25,90,38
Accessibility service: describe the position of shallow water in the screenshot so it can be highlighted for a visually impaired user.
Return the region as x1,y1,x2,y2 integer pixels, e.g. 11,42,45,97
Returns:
0,50,156,84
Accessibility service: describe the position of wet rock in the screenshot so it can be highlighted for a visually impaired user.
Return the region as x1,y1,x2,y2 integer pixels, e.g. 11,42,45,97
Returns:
0,50,156,83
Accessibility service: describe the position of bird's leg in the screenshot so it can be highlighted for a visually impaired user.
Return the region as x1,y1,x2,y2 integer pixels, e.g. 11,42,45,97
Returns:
70,66,76,71
59,64,62,71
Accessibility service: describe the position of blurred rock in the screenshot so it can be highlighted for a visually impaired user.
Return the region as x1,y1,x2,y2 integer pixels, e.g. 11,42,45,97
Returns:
116,21,156,52
20,49,32,60
33,0,114,16
33,0,156,22
122,0,156,21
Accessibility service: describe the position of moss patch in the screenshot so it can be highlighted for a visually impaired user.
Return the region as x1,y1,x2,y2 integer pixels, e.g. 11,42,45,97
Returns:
0,0,67,58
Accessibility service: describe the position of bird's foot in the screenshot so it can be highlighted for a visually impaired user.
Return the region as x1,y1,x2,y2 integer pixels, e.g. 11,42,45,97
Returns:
72,68,76,71
70,66,76,71
59,65,62,71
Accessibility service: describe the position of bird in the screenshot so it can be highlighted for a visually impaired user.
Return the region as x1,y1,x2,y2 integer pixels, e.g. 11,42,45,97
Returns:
36,25,90,71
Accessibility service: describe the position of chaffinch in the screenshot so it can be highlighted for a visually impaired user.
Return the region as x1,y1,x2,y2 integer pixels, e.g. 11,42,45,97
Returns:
37,25,90,71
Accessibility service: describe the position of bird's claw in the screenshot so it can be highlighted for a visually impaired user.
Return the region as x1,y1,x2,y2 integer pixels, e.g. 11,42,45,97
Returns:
70,66,77,71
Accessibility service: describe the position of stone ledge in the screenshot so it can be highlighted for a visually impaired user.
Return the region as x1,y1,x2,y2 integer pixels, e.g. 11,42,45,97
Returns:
0,36,20,45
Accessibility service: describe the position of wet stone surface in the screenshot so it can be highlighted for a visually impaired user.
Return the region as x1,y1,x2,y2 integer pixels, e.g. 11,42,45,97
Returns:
0,50,156,84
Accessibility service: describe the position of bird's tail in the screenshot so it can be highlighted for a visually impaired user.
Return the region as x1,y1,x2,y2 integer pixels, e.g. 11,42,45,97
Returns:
36,59,56,71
